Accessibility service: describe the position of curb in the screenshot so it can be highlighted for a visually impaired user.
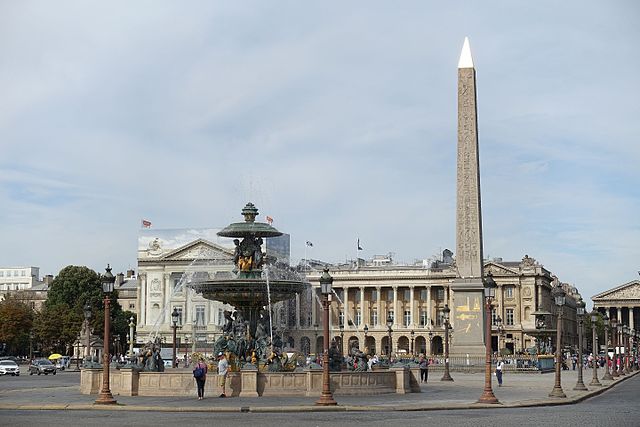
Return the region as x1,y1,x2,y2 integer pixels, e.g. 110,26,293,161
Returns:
0,370,636,413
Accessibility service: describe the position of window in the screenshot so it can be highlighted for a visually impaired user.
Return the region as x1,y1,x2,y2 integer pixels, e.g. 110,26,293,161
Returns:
195,306,206,326
339,311,344,327
403,289,411,301
21,270,25,276
420,310,428,326
129,303,135,310
173,306,183,325
506,308,514,326
335,289,344,303
420,289,427,300
370,289,377,302
354,291,361,303
404,310,411,327
504,286,514,298
370,309,378,325
0,271,4,277
355,310,361,326
387,289,394,301
436,308,444,326
387,310,394,323
436,288,445,301
491,308,498,325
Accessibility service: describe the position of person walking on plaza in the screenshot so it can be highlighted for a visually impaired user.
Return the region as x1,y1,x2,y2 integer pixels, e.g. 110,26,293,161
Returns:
418,354,429,383
495,357,504,387
217,351,229,398
192,357,208,400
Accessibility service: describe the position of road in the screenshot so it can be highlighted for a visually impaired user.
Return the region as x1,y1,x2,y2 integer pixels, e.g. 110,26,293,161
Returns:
1,370,639,427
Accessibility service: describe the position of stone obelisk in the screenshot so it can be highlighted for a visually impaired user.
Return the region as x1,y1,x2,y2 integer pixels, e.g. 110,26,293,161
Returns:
450,37,486,356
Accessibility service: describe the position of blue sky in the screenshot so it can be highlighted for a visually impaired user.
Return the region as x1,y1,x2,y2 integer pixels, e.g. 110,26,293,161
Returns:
1,1,638,305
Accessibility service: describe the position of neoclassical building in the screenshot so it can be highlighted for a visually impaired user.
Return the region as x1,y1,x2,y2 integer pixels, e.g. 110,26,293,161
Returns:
592,278,640,331
295,254,580,358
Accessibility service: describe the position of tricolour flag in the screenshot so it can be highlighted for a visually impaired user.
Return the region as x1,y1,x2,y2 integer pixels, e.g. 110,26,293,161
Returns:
142,219,152,228
306,241,313,247
266,215,274,225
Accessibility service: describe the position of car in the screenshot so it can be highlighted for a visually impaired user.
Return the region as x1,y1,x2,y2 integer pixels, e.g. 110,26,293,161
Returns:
0,360,20,376
29,359,56,375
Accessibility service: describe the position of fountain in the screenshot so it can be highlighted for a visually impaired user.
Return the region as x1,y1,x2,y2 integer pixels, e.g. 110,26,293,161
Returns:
188,202,305,368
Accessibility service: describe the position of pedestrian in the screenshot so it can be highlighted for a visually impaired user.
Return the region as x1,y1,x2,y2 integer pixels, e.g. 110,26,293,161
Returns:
192,357,208,400
217,351,229,398
418,354,429,383
495,357,504,387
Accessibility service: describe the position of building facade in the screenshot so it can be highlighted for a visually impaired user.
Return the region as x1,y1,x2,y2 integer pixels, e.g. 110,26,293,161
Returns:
592,279,640,332
294,254,579,358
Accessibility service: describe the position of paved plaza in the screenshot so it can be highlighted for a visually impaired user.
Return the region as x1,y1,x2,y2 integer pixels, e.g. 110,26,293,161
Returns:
0,367,637,412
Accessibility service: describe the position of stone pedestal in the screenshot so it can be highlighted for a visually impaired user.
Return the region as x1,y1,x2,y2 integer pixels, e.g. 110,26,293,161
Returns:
392,366,411,394
451,279,485,356
119,368,139,396
238,366,259,397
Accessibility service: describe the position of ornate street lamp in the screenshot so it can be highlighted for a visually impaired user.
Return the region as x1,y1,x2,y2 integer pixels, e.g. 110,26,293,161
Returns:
83,303,92,360
171,308,179,368
315,268,337,406
95,265,117,405
410,330,415,355
617,324,625,376
339,322,344,356
428,330,433,357
611,316,619,377
623,325,630,374
548,284,566,398
386,314,393,358
363,324,369,354
601,314,613,380
441,304,453,381
573,298,587,390
496,316,504,353
29,331,33,361
128,316,135,361
477,272,499,404
589,310,602,386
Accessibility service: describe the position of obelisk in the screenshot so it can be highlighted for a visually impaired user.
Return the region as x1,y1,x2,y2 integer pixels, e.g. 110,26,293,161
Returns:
450,37,486,356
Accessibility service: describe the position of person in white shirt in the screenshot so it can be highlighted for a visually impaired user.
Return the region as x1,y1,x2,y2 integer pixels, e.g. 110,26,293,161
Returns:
496,358,504,386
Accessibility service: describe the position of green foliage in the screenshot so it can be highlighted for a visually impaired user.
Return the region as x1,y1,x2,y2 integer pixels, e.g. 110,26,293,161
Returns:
33,304,82,355
46,265,103,312
0,296,34,355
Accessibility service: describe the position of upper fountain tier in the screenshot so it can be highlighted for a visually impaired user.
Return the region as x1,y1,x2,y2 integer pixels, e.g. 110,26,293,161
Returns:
217,202,282,239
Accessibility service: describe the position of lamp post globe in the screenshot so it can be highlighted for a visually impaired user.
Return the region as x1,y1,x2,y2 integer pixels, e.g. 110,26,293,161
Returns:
573,298,587,390
363,324,369,354
95,265,117,405
315,268,337,406
441,304,453,381
548,284,566,398
477,272,499,404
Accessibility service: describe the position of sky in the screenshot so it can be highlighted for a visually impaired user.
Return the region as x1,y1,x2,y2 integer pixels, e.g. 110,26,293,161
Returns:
1,1,638,305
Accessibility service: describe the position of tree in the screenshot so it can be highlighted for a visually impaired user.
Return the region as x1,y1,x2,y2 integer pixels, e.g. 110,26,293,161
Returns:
0,296,34,356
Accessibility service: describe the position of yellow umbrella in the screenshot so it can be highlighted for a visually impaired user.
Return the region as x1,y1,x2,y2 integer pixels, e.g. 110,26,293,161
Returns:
48,354,62,360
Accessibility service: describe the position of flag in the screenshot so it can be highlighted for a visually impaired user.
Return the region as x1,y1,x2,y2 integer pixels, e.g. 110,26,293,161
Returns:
306,241,313,247
266,215,273,225
142,219,152,228
357,238,363,251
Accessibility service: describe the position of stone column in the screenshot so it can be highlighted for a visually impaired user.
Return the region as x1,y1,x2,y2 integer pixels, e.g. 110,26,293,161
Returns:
409,286,415,327
629,307,634,330
426,286,432,327
393,286,399,328
295,294,301,328
360,286,365,327
343,286,349,326
376,286,382,328
312,287,318,326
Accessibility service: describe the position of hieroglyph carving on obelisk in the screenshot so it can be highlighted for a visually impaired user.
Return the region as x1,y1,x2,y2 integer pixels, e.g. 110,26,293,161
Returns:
455,36,484,280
